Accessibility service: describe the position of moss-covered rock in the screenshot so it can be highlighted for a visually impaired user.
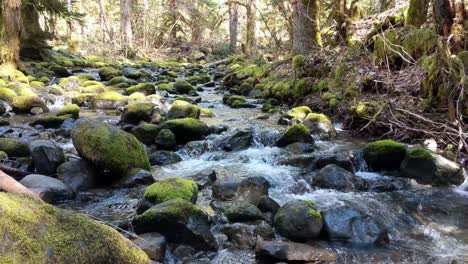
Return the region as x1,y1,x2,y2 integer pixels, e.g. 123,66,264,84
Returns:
131,122,160,145
288,106,312,120
57,104,80,119
274,200,322,242
0,150,7,159
128,92,146,101
363,139,406,171
276,124,314,147
30,115,71,128
12,96,48,114
174,79,194,94
167,100,201,119
304,113,337,138
223,95,255,109
157,83,173,92
48,65,71,77
144,178,198,204
0,138,30,157
98,67,123,81
72,93,95,106
18,88,36,97
155,129,177,149
0,87,17,102
158,118,209,143
0,68,28,82
82,80,104,87
59,76,81,91
0,192,149,264
108,76,132,87
126,83,156,95
71,119,150,178
81,84,107,94
91,91,127,110
121,103,154,125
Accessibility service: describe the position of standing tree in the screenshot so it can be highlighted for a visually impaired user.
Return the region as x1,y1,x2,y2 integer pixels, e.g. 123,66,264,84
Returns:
228,0,239,53
433,0,453,36
120,0,133,56
291,0,321,54
335,0,347,43
0,0,22,67
405,0,429,27
245,0,256,55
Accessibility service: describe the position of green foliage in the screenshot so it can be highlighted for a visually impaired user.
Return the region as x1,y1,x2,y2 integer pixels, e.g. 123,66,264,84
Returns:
144,178,198,204
292,55,305,69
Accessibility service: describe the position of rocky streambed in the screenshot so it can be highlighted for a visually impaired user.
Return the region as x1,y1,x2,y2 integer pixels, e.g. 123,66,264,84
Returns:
0,60,467,263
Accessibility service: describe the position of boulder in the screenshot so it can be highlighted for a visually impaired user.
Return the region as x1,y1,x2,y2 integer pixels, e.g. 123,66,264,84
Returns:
120,103,154,125
29,140,65,175
71,119,150,179
211,201,264,222
400,147,465,186
174,79,195,94
167,100,201,119
154,129,177,150
57,159,99,192
126,83,156,95
257,196,280,215
303,113,337,138
0,192,149,263
19,174,74,203
131,122,159,145
363,139,406,171
237,176,270,205
221,130,254,151
212,177,242,201
12,96,48,114
314,164,367,191
273,200,322,241
149,150,182,166
255,239,337,262
221,223,256,249
57,104,80,119
122,67,142,79
144,178,198,204
131,232,166,261
98,67,122,81
132,199,217,250
276,124,313,147
0,138,30,157
116,169,155,188
157,118,209,143
91,91,127,110
322,205,388,245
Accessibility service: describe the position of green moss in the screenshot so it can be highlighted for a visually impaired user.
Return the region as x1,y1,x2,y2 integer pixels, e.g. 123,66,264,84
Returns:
30,81,45,88
12,96,47,113
0,68,28,82
144,178,198,204
59,76,81,88
167,71,177,78
294,79,312,96
94,91,126,101
276,123,313,147
18,88,36,97
200,108,214,117
329,98,338,108
57,104,80,119
289,106,312,119
306,113,332,124
0,87,17,102
0,150,7,159
158,83,173,92
365,139,405,154
98,67,122,81
108,76,131,87
76,74,95,82
408,147,435,160
292,55,305,69
174,79,194,94
0,192,149,264
30,115,71,128
126,83,156,95
322,92,336,101
128,92,146,101
304,200,322,219
158,118,209,143
136,198,203,224
0,138,30,157
81,84,107,94
82,80,104,87
72,93,95,106
353,101,384,119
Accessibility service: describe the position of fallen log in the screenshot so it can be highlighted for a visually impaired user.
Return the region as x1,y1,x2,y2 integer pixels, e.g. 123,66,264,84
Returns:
0,170,42,202
0,164,30,179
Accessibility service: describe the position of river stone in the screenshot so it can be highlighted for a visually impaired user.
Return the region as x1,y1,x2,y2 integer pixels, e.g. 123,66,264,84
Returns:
363,139,406,171
400,148,465,186
257,196,280,215
71,119,150,179
12,96,49,114
255,238,337,263
149,150,182,166
157,118,209,143
314,164,367,191
29,140,65,175
313,152,354,171
188,169,217,189
20,174,74,203
115,169,155,188
0,192,149,263
276,124,313,148
120,103,154,125
221,130,254,151
122,67,142,79
273,200,322,241
322,205,388,245
285,142,315,154
237,176,270,205
303,113,337,138
221,223,256,249
154,129,177,150
57,159,99,192
132,199,217,250
211,201,264,222
0,137,30,157
167,100,201,119
131,122,159,145
144,178,198,204
212,177,242,201
131,232,166,261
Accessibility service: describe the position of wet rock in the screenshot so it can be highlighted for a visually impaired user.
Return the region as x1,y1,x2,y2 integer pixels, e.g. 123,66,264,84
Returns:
211,201,264,222
98,67,122,81
71,119,150,179
210,124,228,134
0,137,30,157
276,124,313,148
221,223,256,249
188,169,217,189
120,103,154,125
149,150,182,166
30,115,70,129
116,169,154,188
363,139,406,171
57,159,99,192
237,177,270,205
132,232,166,261
167,100,201,119
144,178,198,204
12,96,49,114
30,107,44,115
172,244,195,262
158,118,209,143
255,220,275,240
29,140,65,175
20,174,74,203
400,148,465,186
257,196,280,215
131,122,159,145
277,154,315,170
255,238,337,263
212,177,241,200
122,67,142,79
221,130,254,152
273,200,322,241
322,205,388,245
285,142,315,154
303,113,337,138
174,79,195,94
91,91,127,110
314,152,354,171
132,199,217,250
314,164,367,191
154,129,177,150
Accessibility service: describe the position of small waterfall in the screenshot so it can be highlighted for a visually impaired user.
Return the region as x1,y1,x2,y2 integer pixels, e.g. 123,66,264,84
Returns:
47,95,66,111
354,151,369,173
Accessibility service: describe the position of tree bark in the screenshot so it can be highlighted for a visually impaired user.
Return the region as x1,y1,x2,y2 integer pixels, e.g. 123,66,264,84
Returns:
245,0,256,56
0,0,21,67
291,0,322,54
229,1,239,53
120,0,133,55
433,0,453,36
143,0,150,50
335,0,347,43
0,170,42,202
190,4,203,44
406,0,429,27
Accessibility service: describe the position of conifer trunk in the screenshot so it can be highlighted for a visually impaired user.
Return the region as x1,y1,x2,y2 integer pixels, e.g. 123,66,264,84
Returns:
406,0,429,27
120,0,133,55
0,0,21,67
229,1,239,53
245,0,256,56
291,0,321,54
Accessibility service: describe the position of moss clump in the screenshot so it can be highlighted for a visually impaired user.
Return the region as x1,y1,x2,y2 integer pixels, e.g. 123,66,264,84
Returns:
305,113,332,124
329,98,338,108
363,139,407,171
94,91,126,101
71,119,150,178
57,104,80,119
158,118,209,143
0,138,30,157
126,83,156,95
168,100,201,119
353,101,384,119
144,178,198,204
72,93,95,106
134,198,203,225
0,192,149,264
82,80,104,87
294,79,313,96
0,151,7,159
322,92,336,102
200,108,214,117
30,81,45,88
108,76,132,87
292,55,305,69
128,92,146,101
0,68,28,82
276,123,313,147
12,96,48,114
121,103,154,125
408,147,435,160
59,76,81,88
48,65,71,77
0,87,17,102
174,79,194,94
76,74,95,82
30,115,71,128
288,106,312,120
158,83,173,92
167,71,177,78
98,67,122,81
304,200,322,220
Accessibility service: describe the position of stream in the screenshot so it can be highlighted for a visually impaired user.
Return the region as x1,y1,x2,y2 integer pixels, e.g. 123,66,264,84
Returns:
2,65,468,264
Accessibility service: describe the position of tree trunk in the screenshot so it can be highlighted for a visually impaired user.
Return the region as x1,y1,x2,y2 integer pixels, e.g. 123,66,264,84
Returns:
433,0,453,36
191,4,203,44
120,0,133,55
229,1,239,53
335,0,347,43
169,0,177,41
143,0,150,50
406,0,429,27
245,0,256,56
0,0,21,67
291,0,322,54
453,0,467,22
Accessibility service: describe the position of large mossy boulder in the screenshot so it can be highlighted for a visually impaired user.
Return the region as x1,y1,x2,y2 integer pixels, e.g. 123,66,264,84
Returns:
400,147,465,186
12,96,48,114
0,138,30,157
273,200,323,242
174,79,195,94
120,103,154,125
132,199,217,250
91,91,127,110
276,124,313,147
98,67,122,81
126,83,156,96
71,119,150,179
0,87,17,102
0,192,149,264
157,118,209,143
131,122,160,145
167,100,201,119
303,113,336,138
363,139,406,171
144,178,198,204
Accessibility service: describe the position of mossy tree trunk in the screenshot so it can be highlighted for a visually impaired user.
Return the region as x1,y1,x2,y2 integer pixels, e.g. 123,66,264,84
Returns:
190,4,203,44
120,0,133,56
229,1,239,53
433,0,453,36
0,0,21,68
245,0,256,56
335,0,347,43
291,0,322,54
405,0,429,27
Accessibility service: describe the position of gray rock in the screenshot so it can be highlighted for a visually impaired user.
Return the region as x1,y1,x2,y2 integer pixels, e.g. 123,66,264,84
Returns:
314,164,367,191
149,150,182,166
122,67,142,79
314,152,354,171
273,200,322,241
221,130,253,152
285,142,315,154
237,177,270,205
132,232,166,261
257,196,280,215
221,223,256,249
211,201,264,222
57,159,99,192
20,174,74,203
115,169,154,188
212,177,241,201
29,140,65,175
255,238,337,262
